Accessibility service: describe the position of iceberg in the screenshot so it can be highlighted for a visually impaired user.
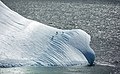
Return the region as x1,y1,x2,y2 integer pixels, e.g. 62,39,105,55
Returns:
0,1,95,67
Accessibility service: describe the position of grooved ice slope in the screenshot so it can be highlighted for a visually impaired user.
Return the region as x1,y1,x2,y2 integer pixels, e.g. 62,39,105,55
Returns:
0,1,95,67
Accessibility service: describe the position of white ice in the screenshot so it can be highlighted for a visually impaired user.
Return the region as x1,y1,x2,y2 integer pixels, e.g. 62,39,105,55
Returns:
0,1,95,67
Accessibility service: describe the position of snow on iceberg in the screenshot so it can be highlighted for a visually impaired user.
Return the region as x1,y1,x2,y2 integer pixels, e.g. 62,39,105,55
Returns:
0,1,95,67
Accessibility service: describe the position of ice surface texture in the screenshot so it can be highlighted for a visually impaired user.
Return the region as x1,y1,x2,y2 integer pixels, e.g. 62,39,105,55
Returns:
0,1,95,67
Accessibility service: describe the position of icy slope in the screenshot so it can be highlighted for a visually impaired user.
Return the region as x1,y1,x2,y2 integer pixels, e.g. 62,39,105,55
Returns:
0,1,95,67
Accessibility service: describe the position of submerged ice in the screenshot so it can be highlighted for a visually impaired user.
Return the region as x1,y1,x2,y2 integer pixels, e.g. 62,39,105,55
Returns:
0,1,95,67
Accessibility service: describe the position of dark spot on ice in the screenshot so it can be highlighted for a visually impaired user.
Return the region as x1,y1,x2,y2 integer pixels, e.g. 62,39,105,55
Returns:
56,32,58,35
51,36,54,40
12,36,15,38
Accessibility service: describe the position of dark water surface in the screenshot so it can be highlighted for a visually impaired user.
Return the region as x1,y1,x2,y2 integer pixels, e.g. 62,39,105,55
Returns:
1,0,120,74
0,65,117,74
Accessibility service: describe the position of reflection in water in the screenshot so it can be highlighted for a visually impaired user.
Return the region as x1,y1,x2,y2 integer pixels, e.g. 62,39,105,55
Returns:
0,65,114,74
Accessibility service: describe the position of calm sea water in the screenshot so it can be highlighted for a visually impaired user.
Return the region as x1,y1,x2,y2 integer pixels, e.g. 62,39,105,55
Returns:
1,0,120,74
0,65,117,74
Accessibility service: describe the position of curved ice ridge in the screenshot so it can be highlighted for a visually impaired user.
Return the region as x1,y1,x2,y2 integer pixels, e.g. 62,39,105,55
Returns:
0,1,95,67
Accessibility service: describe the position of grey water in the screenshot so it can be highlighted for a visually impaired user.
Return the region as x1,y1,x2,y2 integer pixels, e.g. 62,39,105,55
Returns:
1,0,120,74
0,65,117,74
